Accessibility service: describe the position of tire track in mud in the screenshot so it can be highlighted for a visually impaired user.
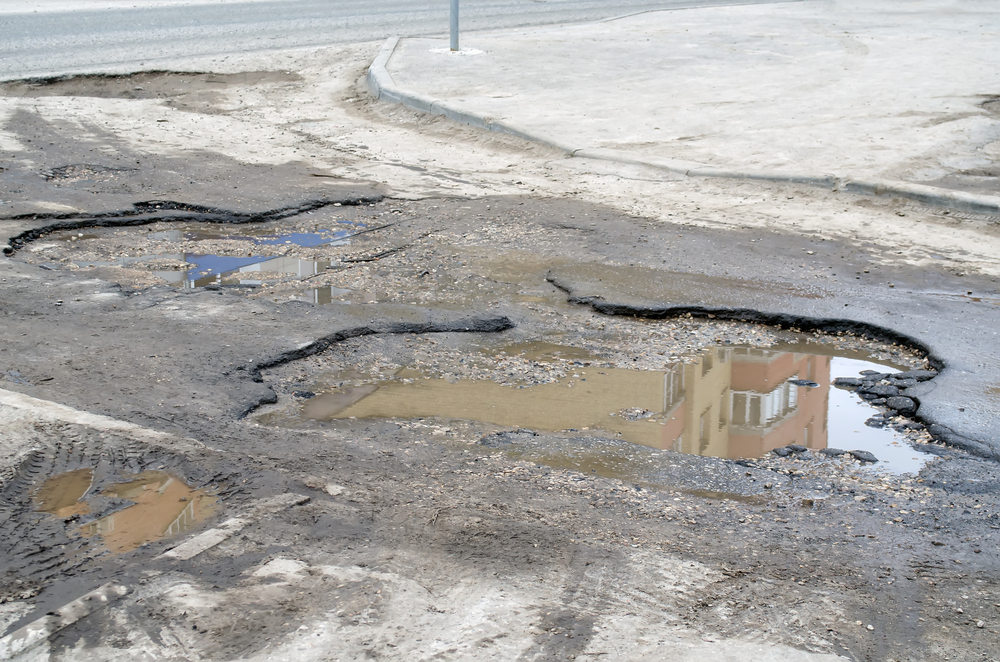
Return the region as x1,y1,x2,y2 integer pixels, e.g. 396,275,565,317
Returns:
0,423,255,597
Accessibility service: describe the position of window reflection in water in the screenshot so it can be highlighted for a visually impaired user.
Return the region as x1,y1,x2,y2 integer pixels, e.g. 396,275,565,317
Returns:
665,348,830,459
305,346,838,460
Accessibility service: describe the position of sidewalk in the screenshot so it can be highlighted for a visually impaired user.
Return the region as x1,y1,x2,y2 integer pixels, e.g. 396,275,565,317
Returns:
369,0,1000,211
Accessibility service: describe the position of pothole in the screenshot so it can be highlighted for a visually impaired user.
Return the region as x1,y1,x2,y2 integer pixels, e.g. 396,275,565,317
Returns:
22,219,392,301
7,199,576,312
32,218,371,290
34,470,218,554
43,164,136,183
258,329,939,475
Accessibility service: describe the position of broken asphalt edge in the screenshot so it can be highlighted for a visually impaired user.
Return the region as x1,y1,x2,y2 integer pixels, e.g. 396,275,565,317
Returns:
0,195,385,256
544,272,1000,463
238,314,516,419
366,37,1000,215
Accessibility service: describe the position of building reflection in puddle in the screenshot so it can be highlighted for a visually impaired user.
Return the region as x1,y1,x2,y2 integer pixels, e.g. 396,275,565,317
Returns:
146,223,361,288
154,255,332,289
668,347,830,458
302,345,912,462
79,471,217,553
298,286,380,305
34,470,217,554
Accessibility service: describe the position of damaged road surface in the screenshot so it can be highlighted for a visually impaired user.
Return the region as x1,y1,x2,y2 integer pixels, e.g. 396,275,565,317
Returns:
2,51,1000,662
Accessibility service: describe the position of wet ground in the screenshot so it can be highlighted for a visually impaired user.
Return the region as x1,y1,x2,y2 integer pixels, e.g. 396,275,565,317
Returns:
257,334,934,474
2,65,1000,661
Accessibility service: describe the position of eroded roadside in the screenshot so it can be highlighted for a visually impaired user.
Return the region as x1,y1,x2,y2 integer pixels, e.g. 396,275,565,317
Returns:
1,56,1000,662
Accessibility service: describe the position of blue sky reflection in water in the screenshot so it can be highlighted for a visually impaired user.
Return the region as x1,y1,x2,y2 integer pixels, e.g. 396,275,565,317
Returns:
827,357,931,474
153,222,363,287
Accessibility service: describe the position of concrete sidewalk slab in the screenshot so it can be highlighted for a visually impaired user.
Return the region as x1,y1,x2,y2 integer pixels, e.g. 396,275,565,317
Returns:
372,0,1000,210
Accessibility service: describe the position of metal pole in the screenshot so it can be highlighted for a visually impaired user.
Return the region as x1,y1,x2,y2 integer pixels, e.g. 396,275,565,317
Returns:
450,0,459,51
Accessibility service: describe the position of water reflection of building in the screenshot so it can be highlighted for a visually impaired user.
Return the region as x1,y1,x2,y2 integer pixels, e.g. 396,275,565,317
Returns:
321,346,832,461
154,255,330,289
300,286,377,305
232,257,330,286
79,472,216,553
660,348,830,458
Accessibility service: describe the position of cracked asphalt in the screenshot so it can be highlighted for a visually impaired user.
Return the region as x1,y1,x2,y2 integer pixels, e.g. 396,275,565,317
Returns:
1,34,999,662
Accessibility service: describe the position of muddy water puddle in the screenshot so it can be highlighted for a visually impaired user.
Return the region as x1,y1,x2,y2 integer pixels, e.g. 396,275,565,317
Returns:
34,468,94,518
156,255,335,289
34,470,217,554
281,342,935,474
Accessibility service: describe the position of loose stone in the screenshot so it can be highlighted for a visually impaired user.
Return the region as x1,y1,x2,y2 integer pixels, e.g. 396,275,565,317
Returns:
896,369,937,382
833,377,862,387
888,377,918,388
860,384,900,397
885,396,917,415
859,370,890,381
788,379,819,387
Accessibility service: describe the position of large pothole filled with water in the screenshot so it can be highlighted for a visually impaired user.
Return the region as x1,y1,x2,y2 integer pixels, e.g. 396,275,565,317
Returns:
257,322,941,475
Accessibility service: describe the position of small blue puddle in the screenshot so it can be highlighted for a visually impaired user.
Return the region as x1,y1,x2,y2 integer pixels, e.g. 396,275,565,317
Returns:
186,255,271,279
176,224,362,285
251,231,350,248
69,222,368,288
153,255,335,289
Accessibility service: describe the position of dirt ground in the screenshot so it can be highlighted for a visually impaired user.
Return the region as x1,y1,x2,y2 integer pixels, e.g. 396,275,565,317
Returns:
1,43,1000,662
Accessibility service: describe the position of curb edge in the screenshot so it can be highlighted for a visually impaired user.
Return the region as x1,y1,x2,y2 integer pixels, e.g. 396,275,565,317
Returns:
365,37,1000,214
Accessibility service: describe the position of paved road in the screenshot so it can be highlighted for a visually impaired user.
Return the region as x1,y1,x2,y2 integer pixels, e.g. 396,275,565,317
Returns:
1,0,794,80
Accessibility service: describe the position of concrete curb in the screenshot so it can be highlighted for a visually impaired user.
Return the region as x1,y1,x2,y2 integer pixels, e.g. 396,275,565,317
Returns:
364,38,577,155
366,37,1000,214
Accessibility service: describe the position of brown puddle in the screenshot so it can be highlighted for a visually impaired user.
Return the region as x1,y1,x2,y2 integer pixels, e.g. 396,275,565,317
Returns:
34,470,217,554
295,343,933,474
34,468,93,518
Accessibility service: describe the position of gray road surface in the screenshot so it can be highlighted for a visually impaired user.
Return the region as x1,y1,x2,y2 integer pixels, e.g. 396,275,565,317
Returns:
1,0,793,80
